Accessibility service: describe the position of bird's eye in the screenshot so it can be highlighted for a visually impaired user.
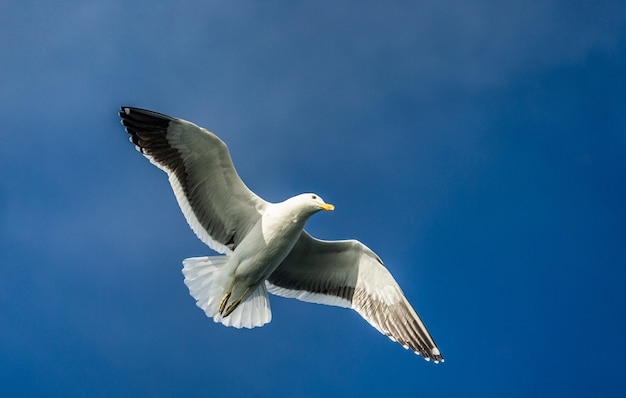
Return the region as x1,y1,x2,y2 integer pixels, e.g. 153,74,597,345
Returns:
311,195,317,200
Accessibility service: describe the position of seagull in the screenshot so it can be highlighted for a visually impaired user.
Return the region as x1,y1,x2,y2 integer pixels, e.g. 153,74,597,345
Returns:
119,106,443,362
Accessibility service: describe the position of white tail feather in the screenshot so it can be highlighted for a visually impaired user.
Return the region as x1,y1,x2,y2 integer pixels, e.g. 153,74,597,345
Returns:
182,256,272,329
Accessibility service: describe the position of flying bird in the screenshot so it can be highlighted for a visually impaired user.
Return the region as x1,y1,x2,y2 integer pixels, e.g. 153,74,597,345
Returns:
119,106,443,362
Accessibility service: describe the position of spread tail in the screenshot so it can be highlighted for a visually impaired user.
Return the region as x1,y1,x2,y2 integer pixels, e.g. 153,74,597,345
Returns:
182,256,272,329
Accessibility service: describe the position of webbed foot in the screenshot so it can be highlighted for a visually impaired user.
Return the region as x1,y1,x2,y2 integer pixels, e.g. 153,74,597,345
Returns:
218,279,237,314
223,286,251,317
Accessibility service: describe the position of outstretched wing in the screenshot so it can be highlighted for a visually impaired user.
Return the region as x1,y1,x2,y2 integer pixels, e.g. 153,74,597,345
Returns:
267,232,443,362
120,107,267,254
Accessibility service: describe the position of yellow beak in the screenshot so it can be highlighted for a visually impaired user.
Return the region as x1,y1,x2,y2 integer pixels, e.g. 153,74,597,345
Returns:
320,203,335,211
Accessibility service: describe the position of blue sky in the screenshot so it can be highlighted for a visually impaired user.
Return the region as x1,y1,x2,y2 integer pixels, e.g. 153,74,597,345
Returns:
2,1,625,396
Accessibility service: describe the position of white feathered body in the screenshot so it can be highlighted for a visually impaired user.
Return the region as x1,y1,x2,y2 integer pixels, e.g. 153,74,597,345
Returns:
183,195,319,329
233,198,313,285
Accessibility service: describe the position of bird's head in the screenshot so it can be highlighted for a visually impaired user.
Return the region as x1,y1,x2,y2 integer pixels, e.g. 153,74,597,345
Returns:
292,193,334,214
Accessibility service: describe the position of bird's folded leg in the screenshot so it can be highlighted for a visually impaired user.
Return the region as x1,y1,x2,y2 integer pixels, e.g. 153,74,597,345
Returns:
218,278,237,314
223,286,251,317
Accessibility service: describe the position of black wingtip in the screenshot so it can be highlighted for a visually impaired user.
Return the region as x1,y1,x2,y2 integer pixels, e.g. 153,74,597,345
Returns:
118,106,174,131
119,106,175,120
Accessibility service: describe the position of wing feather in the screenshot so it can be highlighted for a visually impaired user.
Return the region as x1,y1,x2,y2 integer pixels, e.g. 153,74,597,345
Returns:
267,232,443,362
120,107,267,253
